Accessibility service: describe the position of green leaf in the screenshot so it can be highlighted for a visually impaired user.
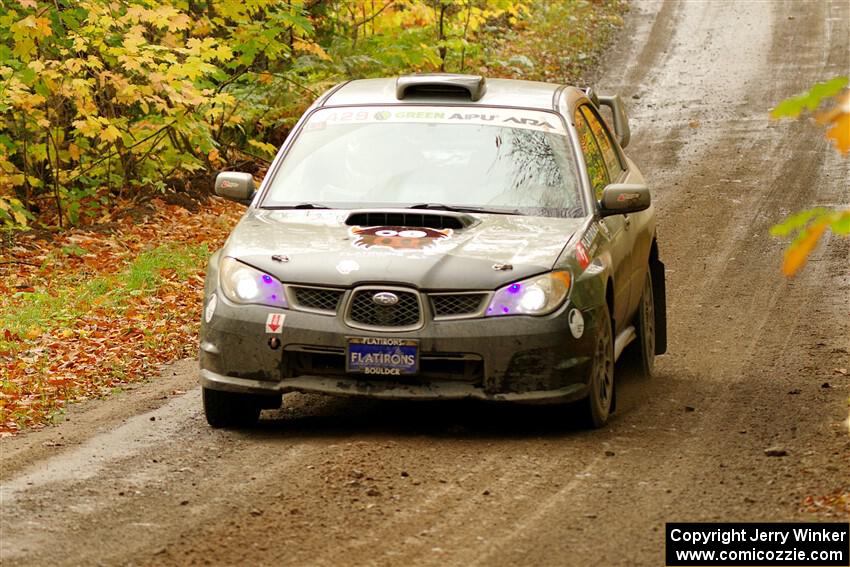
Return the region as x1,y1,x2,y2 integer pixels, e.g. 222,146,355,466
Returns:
770,76,849,119
247,139,277,156
18,66,36,86
830,211,850,235
769,208,826,236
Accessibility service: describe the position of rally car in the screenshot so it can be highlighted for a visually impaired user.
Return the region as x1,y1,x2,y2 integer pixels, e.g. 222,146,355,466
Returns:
200,73,666,429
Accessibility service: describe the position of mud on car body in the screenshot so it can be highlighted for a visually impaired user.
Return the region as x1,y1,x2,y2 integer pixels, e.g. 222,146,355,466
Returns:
200,74,667,429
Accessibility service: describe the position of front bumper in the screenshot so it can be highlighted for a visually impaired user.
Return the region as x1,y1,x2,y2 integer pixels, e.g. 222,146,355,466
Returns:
200,294,603,403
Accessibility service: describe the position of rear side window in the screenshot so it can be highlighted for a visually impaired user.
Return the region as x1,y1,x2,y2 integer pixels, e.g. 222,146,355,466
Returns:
574,110,609,199
580,105,624,181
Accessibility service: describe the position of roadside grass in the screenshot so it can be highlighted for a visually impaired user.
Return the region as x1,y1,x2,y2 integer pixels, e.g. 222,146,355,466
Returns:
0,199,242,433
1,243,207,349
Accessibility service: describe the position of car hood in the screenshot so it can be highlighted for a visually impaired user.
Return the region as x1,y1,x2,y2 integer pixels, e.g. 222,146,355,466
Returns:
223,209,584,290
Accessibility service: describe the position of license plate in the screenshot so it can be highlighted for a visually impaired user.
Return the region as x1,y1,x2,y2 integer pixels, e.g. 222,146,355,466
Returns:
346,337,419,376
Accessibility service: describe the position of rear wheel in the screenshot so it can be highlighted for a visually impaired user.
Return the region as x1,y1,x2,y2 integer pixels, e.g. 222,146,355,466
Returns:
203,387,262,428
581,304,615,428
631,268,656,378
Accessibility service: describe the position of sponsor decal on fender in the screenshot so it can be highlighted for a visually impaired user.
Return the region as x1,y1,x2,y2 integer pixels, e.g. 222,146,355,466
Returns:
568,309,585,339
576,241,590,269
581,222,599,249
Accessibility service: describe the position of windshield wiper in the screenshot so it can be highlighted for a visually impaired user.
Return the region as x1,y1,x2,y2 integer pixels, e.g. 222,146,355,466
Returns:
407,203,520,215
263,203,331,210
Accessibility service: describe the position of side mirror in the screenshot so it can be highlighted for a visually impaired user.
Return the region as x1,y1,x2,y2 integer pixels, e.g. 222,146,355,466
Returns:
600,183,651,216
598,94,630,148
215,172,256,204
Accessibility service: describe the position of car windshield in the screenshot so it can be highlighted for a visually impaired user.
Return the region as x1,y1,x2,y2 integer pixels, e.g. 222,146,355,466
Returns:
261,106,585,217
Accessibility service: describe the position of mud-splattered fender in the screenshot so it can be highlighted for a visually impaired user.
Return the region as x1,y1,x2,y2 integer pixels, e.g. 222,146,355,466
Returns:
564,255,611,314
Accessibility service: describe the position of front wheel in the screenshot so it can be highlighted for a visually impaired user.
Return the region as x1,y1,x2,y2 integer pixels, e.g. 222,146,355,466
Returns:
203,387,262,428
630,268,656,378
581,304,615,428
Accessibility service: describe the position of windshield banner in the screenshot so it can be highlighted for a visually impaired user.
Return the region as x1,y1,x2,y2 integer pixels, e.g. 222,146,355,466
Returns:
306,106,567,135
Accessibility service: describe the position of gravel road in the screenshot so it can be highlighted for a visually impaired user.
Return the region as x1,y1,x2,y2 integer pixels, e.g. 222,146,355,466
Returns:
2,1,848,565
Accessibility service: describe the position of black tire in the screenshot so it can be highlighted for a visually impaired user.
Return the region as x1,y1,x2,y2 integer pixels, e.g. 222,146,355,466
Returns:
631,268,656,379
203,387,262,428
581,303,615,428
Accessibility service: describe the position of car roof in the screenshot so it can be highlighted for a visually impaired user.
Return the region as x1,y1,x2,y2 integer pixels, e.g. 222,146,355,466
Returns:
320,76,582,112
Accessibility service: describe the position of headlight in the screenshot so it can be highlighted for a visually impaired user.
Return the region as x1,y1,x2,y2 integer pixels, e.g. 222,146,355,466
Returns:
486,271,571,316
219,257,288,308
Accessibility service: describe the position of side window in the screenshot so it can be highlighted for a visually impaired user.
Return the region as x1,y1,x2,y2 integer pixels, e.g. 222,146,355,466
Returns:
580,105,624,181
574,110,609,199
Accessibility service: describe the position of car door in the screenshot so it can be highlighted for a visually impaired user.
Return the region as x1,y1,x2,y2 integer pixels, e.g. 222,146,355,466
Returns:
578,105,646,321
574,107,630,334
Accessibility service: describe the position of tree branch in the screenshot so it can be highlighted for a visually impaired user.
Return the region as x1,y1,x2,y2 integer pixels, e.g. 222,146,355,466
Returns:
65,120,179,184
251,71,320,97
350,0,394,30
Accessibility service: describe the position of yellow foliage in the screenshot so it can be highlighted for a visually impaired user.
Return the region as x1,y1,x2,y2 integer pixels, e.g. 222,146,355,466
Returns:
16,92,46,111
65,59,86,74
33,17,53,38
71,34,88,52
144,5,187,30
123,29,146,53
294,38,331,61
816,91,850,155
100,124,122,143
85,55,104,71
11,15,53,59
781,221,827,277
73,116,103,138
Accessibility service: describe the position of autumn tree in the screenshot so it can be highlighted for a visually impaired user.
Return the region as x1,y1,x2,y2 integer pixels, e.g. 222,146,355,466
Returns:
0,0,540,228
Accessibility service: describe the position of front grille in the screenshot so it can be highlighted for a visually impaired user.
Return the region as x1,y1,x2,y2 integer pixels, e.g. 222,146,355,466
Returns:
431,293,487,319
290,286,344,314
347,289,421,329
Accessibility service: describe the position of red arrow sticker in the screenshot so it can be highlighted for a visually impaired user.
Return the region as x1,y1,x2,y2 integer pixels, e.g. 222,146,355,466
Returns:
265,313,285,334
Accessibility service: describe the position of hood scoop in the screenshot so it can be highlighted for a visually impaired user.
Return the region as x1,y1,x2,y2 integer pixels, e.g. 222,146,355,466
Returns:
344,210,478,230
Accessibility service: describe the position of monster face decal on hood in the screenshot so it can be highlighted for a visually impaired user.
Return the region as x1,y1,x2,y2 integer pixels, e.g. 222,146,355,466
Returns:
350,226,452,251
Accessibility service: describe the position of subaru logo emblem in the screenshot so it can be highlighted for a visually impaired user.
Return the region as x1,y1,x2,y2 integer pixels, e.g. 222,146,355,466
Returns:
372,292,399,306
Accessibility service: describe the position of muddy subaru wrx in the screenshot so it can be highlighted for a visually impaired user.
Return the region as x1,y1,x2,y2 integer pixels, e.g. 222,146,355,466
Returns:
200,74,666,428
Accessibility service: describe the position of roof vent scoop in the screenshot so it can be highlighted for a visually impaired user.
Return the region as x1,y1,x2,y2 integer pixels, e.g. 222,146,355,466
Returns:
396,74,487,102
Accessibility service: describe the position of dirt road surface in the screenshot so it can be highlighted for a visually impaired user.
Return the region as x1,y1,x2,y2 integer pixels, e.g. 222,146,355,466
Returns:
2,1,848,565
